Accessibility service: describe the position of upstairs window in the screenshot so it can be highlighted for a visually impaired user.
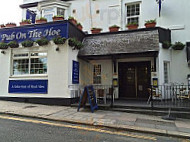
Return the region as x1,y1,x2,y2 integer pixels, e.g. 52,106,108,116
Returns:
126,3,140,25
57,8,65,17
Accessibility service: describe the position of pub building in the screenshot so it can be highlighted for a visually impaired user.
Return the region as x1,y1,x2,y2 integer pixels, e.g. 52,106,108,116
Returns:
0,0,190,105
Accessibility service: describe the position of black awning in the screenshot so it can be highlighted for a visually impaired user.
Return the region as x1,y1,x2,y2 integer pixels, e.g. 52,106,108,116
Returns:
187,42,190,62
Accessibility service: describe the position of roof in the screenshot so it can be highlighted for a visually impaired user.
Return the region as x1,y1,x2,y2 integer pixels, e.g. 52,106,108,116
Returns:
78,28,164,58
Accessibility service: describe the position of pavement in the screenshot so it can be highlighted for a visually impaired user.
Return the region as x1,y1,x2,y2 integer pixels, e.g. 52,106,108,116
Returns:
0,100,190,139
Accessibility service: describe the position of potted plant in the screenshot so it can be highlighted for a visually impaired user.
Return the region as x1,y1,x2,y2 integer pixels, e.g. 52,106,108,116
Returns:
162,41,172,49
77,22,83,31
52,15,64,21
68,38,77,47
0,42,8,49
20,19,31,26
36,37,49,46
6,22,16,28
8,41,19,48
0,24,5,28
75,41,83,49
145,19,156,28
68,16,77,25
53,36,67,44
91,28,102,34
36,17,47,24
126,22,138,30
21,40,34,47
109,25,120,32
172,42,185,50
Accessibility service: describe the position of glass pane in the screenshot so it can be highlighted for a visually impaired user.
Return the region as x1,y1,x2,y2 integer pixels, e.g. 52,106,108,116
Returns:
57,8,65,16
30,57,47,74
44,14,53,22
13,59,29,75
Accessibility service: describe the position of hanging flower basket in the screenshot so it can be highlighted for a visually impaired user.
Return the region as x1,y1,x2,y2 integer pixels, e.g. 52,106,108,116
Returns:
36,17,47,24
8,41,19,48
53,36,67,44
20,19,31,26
52,15,64,21
91,28,102,34
172,42,185,50
6,23,16,28
0,42,8,49
36,37,49,46
144,19,156,28
68,38,83,50
162,41,172,49
109,25,120,32
126,22,138,30
21,40,34,47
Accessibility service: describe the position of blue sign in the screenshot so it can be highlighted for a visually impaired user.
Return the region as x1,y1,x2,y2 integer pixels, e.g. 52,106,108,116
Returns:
0,22,68,43
9,80,48,94
72,61,79,84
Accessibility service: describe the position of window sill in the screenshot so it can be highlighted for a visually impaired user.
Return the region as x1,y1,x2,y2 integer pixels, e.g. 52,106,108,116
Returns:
9,74,48,79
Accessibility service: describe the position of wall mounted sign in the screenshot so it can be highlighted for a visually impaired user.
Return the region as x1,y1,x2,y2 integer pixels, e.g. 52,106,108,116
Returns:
72,60,79,84
77,85,98,113
153,78,158,87
0,22,68,43
9,80,48,94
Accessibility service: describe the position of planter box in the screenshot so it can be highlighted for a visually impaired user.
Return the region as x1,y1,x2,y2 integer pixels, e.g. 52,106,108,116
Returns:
145,23,156,28
77,25,83,31
53,17,64,21
109,27,119,32
127,25,138,30
20,22,31,26
6,23,16,28
36,19,47,24
91,29,102,34
69,19,77,25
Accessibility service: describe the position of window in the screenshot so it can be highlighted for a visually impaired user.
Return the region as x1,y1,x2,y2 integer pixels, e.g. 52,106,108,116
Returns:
43,8,54,22
12,52,47,76
164,62,170,84
93,64,101,84
57,8,65,17
44,14,53,22
126,3,140,24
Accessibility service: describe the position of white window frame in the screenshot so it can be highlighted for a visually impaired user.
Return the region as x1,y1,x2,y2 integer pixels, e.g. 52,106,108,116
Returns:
11,51,48,77
93,64,102,84
125,2,141,25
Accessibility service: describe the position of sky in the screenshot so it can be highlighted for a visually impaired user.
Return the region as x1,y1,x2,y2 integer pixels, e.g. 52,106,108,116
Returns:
0,0,23,25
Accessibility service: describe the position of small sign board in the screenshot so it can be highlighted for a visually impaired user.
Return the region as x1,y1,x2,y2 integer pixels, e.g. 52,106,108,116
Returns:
77,85,98,113
72,61,79,84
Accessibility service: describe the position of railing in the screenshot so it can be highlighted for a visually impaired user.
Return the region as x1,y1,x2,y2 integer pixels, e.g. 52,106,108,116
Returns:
69,84,114,105
149,84,190,108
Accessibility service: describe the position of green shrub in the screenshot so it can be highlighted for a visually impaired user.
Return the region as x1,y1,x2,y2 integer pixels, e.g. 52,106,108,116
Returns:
172,42,185,50
36,37,49,46
21,40,34,47
53,36,67,45
0,42,8,49
8,41,19,48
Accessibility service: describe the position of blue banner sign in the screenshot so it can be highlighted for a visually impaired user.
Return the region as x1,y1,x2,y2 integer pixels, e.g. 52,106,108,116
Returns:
9,80,48,94
0,22,68,43
72,61,79,84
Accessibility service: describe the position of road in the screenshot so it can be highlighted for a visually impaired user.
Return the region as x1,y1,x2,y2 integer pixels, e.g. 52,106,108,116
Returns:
0,114,188,142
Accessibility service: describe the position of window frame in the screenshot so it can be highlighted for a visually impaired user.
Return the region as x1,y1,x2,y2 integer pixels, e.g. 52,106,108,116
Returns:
11,51,48,77
93,64,102,85
125,2,141,25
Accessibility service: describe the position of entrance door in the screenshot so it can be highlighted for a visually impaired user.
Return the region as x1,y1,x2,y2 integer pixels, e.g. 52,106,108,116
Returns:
118,62,151,99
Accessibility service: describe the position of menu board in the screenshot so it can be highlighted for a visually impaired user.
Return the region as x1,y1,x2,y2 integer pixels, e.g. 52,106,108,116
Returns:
77,85,98,113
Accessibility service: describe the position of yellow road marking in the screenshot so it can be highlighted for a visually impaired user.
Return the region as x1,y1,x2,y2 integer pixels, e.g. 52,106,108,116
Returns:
0,115,157,141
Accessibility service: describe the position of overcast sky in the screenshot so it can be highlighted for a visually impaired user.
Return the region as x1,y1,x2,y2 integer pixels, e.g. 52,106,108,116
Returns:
0,0,23,25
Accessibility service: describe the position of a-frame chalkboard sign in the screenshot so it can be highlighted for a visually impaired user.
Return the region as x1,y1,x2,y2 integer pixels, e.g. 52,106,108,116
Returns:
77,85,98,113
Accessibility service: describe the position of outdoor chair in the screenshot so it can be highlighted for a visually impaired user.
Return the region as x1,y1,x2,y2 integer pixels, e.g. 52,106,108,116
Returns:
147,87,162,104
106,87,115,103
97,89,106,104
